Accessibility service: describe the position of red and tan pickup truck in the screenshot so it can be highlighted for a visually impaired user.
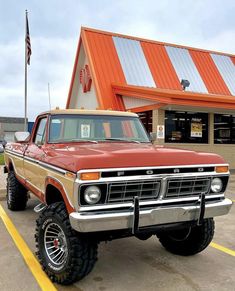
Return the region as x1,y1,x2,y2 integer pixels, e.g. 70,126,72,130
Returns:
4,109,232,285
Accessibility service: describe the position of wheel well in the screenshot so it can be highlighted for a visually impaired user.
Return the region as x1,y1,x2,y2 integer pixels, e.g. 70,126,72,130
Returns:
45,184,64,205
8,162,14,171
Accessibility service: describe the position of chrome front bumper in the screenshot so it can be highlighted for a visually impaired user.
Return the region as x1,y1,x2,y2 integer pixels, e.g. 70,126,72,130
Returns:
69,198,233,233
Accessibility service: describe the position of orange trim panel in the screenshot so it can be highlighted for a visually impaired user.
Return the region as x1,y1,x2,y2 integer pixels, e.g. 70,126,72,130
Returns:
113,84,235,110
231,57,235,65
190,50,231,95
83,30,126,110
141,42,182,90
81,27,235,58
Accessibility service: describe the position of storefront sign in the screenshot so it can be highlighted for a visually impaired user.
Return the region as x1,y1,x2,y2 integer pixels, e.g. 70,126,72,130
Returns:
80,64,92,93
191,118,202,137
157,125,165,139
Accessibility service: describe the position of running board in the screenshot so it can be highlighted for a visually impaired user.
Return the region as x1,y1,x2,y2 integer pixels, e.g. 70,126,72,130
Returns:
34,203,46,213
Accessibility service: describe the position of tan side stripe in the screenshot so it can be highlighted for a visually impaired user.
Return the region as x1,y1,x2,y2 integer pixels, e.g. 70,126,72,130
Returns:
210,242,235,257
0,204,57,291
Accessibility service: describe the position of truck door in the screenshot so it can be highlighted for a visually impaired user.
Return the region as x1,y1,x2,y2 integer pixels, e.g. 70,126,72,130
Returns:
9,143,28,179
24,116,48,197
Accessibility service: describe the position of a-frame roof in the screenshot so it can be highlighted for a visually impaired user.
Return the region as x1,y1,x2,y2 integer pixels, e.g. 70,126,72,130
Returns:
67,27,235,111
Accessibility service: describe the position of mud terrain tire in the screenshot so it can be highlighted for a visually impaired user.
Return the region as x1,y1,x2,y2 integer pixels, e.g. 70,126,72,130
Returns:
35,202,98,285
157,218,215,256
7,171,28,211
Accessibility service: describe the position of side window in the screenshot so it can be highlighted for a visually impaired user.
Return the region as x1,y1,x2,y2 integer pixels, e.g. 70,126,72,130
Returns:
50,118,63,141
34,118,47,145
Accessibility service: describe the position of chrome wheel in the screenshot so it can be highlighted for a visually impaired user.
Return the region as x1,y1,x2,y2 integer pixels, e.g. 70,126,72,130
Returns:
44,222,68,266
36,202,98,284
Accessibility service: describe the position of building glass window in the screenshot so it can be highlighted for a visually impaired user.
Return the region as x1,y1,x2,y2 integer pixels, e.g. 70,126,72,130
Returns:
138,111,152,133
165,111,208,144
214,114,235,144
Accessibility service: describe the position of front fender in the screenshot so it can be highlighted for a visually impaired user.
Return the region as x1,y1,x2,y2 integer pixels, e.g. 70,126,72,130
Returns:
45,176,75,214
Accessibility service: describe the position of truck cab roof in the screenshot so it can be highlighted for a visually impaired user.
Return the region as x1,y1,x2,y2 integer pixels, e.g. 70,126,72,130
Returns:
40,109,138,117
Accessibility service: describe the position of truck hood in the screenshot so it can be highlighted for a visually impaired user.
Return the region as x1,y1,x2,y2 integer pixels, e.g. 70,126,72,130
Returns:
44,142,226,172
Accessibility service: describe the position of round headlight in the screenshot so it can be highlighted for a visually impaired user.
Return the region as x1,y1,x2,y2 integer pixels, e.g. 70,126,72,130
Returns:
84,186,101,204
211,178,223,193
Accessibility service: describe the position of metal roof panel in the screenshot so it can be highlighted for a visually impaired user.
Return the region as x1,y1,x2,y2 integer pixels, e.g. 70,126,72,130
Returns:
113,36,156,87
190,50,231,95
165,46,208,93
232,57,235,65
211,54,235,95
84,31,126,109
141,42,182,90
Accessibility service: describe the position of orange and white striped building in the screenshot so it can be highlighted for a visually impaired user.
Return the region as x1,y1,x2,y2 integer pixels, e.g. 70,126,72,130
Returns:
67,27,235,168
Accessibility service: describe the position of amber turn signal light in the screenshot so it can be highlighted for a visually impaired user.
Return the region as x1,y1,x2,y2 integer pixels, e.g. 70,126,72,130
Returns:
215,166,229,173
80,172,100,180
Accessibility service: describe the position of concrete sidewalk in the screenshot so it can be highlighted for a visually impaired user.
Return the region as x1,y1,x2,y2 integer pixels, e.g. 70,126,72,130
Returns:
0,218,41,291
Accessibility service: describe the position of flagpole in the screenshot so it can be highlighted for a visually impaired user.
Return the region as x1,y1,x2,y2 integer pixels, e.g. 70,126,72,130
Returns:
24,10,28,131
48,83,51,110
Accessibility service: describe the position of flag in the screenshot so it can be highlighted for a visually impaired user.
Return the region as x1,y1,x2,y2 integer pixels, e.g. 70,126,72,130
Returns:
25,12,32,65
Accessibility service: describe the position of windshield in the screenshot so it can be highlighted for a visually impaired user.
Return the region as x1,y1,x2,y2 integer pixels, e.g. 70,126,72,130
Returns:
49,114,150,143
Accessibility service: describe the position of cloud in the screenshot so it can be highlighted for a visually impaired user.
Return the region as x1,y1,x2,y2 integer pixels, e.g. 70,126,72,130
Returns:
0,0,234,121
0,40,24,87
201,30,235,54
0,36,76,120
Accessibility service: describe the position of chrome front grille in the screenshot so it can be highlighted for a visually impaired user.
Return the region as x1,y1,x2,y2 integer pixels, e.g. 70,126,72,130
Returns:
107,179,161,203
165,177,211,199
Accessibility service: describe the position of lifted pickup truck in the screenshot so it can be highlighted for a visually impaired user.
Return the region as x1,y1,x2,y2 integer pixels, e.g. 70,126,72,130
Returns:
4,109,232,285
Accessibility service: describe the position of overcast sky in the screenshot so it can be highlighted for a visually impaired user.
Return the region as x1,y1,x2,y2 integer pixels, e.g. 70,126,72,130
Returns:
0,0,234,121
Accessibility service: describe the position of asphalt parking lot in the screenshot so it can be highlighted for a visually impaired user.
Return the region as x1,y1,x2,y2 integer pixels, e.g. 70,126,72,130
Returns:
0,169,234,291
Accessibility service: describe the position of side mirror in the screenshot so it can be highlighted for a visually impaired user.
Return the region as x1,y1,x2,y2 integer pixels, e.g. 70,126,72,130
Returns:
14,132,30,143
149,132,156,142
0,144,4,153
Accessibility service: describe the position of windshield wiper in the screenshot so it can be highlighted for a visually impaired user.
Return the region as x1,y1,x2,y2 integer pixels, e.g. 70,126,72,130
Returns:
103,138,140,143
69,139,98,143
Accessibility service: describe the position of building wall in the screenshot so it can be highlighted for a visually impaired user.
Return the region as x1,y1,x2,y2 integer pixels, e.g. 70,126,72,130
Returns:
69,44,98,110
0,117,25,142
153,109,235,169
75,78,98,110
123,96,157,109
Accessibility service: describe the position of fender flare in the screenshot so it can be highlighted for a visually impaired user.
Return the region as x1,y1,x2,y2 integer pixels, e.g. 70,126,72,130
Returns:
45,176,75,214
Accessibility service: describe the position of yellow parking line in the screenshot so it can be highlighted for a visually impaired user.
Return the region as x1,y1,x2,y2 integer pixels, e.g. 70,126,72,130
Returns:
0,204,57,291
210,242,235,257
